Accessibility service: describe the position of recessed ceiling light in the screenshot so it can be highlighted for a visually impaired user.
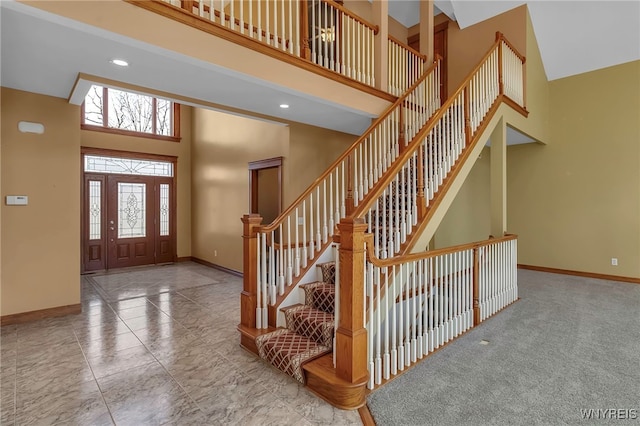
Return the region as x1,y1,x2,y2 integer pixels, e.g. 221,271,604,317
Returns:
279,104,289,109
110,59,129,67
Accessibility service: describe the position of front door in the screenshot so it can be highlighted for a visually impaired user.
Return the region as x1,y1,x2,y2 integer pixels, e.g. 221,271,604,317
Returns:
107,175,155,269
82,151,176,272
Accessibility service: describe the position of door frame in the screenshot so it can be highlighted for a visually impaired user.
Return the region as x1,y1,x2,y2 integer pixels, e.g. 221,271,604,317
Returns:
81,147,178,273
248,156,283,221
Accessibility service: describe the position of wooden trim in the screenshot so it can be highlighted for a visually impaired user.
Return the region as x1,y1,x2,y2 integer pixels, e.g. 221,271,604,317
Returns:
237,323,277,355
258,59,440,234
365,234,517,268
497,31,526,63
81,124,182,143
358,405,376,426
1,304,81,326
81,147,178,163
191,256,244,277
518,264,640,285
388,34,426,60
303,354,368,410
249,157,283,220
407,33,419,46
177,256,193,262
320,0,378,33
434,21,449,33
124,1,394,102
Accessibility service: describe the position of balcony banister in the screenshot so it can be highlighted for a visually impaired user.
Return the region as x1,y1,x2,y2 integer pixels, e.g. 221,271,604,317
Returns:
320,0,379,34
388,34,426,60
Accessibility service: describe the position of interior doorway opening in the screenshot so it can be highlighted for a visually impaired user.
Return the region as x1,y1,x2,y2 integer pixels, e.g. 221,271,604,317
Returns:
249,157,283,226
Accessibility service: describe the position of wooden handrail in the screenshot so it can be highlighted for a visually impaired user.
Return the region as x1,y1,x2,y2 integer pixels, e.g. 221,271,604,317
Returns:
257,58,440,233
388,34,427,61
320,0,379,34
364,233,517,267
351,37,511,218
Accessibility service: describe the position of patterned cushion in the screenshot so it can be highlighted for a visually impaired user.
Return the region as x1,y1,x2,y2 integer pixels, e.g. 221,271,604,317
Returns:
302,282,335,314
284,305,335,347
319,262,336,284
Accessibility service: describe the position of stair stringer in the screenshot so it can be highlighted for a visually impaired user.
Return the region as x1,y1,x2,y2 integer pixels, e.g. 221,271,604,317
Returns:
407,104,517,255
276,243,336,327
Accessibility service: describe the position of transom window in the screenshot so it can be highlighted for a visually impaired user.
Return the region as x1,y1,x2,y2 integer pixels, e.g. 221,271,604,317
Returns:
84,155,174,177
82,85,180,141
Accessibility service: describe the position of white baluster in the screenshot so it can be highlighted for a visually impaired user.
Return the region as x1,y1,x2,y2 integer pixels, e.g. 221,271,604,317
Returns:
295,207,300,276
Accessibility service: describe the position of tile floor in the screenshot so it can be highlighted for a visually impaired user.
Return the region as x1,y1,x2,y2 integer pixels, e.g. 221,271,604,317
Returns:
0,262,362,425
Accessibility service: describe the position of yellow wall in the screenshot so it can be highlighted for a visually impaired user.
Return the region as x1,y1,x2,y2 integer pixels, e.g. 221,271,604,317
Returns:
191,108,356,272
191,109,290,272
445,6,526,96
1,88,81,316
432,147,491,249
80,106,192,258
508,60,640,278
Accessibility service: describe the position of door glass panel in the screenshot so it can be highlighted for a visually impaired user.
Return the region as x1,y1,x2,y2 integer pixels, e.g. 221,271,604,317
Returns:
89,180,101,240
118,183,146,238
159,184,170,236
84,155,173,177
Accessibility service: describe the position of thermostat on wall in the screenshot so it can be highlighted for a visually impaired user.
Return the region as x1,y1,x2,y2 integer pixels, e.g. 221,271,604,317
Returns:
6,196,28,206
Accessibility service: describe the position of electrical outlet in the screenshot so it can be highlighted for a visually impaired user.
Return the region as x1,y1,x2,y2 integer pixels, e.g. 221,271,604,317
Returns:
611,258,618,266
214,250,218,257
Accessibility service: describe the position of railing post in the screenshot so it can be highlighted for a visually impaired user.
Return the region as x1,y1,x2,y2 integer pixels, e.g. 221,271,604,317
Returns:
345,153,355,215
241,214,263,328
181,0,193,13
496,31,504,96
416,145,426,218
335,217,369,384
398,104,406,151
300,0,311,60
473,246,480,325
463,85,471,142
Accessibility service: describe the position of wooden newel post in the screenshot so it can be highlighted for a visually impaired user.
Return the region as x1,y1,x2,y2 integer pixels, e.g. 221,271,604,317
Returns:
398,104,406,152
416,145,426,218
345,153,355,215
300,0,311,60
473,247,481,325
496,31,504,96
335,217,369,384
241,214,263,329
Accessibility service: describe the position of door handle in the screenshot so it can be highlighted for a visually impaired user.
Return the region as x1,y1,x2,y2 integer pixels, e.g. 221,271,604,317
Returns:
110,227,115,231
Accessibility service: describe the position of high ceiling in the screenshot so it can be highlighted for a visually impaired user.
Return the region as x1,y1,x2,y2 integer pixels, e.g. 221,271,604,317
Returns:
1,0,639,136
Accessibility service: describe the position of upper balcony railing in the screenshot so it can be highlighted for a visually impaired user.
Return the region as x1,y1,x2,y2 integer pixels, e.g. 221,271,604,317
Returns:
137,0,427,96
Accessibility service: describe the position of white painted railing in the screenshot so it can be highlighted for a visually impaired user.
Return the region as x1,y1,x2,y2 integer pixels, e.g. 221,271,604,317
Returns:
479,237,518,321
501,39,525,107
388,37,426,96
355,34,526,260
254,62,441,328
363,235,518,389
309,0,377,86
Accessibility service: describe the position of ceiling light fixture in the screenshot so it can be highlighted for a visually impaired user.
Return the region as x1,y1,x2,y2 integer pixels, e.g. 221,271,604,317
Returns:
110,59,129,67
279,104,290,109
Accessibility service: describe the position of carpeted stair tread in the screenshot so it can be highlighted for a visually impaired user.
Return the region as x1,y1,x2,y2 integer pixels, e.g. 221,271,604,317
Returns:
301,282,335,314
255,328,331,384
317,261,336,284
284,305,335,347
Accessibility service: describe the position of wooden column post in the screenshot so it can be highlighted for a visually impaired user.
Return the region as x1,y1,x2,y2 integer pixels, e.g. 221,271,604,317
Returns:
345,152,355,215
300,0,311,60
335,217,368,384
464,84,471,143
398,104,406,152
181,0,194,13
241,214,263,329
496,32,504,96
473,247,480,325
416,145,426,218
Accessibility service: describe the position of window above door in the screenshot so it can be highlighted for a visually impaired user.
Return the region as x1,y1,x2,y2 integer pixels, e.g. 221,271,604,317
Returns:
81,85,181,142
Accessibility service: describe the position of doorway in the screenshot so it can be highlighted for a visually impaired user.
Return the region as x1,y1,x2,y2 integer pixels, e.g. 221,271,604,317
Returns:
408,21,448,102
82,149,176,272
249,157,283,225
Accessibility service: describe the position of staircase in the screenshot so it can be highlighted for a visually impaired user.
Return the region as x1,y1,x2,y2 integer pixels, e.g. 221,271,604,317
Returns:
255,262,336,383
241,32,528,409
